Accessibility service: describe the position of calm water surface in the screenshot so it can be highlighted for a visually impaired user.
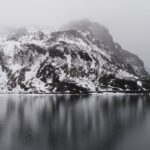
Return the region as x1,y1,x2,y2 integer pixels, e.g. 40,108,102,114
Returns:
0,94,150,150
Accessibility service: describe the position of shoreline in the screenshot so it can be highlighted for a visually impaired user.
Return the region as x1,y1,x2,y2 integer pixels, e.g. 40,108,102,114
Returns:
0,90,149,95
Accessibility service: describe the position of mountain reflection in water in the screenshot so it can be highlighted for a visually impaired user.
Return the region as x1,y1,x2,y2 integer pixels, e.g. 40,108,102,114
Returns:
0,95,149,150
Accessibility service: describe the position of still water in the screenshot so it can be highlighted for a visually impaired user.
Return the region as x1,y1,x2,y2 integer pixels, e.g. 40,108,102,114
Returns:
0,94,150,150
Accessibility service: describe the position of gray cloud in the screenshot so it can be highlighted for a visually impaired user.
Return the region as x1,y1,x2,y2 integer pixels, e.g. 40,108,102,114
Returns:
0,0,150,67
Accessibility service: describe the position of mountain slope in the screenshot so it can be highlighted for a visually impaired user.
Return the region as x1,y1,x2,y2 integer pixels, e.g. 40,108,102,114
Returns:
61,19,148,77
0,21,149,93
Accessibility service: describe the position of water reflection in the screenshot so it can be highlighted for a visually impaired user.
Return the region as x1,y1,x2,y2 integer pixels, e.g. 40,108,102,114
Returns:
0,95,149,150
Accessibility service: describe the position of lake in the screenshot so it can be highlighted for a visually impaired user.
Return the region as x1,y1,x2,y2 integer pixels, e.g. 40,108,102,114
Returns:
0,94,150,150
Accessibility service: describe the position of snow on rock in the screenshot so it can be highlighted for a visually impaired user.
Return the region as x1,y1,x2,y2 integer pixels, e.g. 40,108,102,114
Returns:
0,67,8,93
137,81,142,87
1,41,21,57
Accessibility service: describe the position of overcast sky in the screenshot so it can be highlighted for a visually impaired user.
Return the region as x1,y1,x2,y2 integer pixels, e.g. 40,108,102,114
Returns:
0,0,150,68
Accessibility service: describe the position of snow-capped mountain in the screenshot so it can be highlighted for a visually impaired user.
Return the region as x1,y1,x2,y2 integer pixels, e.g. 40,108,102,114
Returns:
0,20,149,93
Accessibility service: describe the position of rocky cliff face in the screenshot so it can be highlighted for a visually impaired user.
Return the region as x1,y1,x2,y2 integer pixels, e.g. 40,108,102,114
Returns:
61,19,148,77
0,21,149,93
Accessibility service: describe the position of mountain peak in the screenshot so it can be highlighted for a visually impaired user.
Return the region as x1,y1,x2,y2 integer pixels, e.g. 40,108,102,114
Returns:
61,19,113,42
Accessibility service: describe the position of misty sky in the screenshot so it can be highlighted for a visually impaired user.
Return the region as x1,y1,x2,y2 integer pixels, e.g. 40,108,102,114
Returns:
0,0,150,68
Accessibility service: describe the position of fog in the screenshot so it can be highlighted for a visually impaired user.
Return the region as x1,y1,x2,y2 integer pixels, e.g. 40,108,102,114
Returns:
0,0,150,68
